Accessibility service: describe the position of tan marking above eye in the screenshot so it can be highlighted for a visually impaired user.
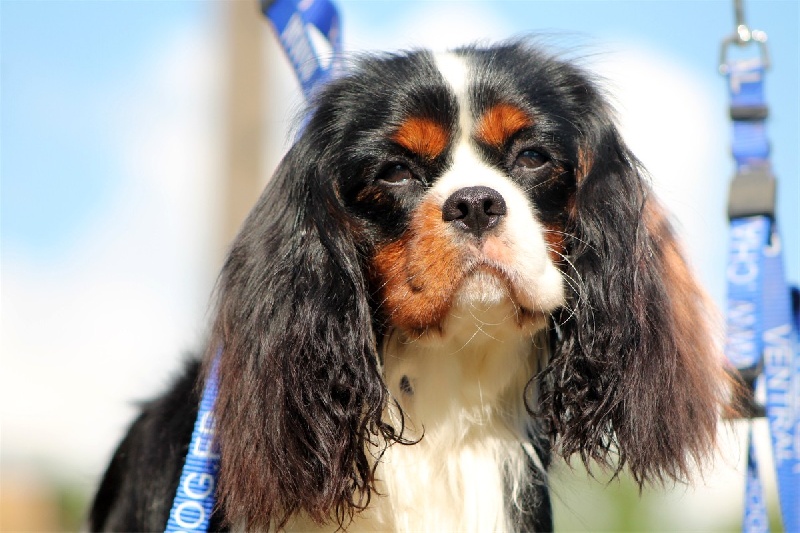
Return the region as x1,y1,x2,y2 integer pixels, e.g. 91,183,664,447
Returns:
475,103,533,148
392,117,450,160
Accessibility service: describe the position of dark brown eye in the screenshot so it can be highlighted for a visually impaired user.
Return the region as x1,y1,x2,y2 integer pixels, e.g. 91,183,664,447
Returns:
514,149,547,169
379,163,414,184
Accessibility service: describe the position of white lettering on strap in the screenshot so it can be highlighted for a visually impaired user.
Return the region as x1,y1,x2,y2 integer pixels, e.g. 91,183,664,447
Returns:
728,221,761,286
174,501,205,530
764,324,794,466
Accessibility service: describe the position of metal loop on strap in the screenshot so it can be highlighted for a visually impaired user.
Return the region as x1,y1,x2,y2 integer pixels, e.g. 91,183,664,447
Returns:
727,167,776,220
719,0,770,74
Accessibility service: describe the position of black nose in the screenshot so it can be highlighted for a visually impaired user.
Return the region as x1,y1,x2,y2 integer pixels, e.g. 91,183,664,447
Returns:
442,186,507,237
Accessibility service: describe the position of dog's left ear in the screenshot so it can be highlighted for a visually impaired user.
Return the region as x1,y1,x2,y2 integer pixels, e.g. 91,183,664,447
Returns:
540,118,733,486
207,123,396,528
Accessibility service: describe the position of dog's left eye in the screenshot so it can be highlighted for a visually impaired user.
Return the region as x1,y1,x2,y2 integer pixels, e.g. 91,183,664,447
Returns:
514,149,548,169
378,164,414,185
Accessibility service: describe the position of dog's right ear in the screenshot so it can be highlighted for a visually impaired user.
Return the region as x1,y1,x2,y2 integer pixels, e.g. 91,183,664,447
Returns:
207,121,396,529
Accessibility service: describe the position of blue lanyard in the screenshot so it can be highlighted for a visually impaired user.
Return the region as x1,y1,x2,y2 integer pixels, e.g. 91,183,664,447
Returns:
164,2,341,531
261,0,343,99
723,39,800,533
165,356,221,532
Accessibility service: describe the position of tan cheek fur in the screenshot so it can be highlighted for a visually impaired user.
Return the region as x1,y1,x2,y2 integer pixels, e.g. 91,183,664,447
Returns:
371,201,468,331
543,225,566,265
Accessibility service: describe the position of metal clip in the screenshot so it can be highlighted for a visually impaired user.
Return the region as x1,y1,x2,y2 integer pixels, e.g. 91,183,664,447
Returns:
719,0,770,74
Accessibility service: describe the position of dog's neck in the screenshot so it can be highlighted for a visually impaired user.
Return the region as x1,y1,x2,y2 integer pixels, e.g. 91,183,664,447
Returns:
279,300,547,532
382,299,540,430
367,300,545,532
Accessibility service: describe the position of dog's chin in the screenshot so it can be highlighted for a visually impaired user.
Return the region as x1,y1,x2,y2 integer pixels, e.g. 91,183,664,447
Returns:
389,274,545,350
441,268,550,337
453,268,512,308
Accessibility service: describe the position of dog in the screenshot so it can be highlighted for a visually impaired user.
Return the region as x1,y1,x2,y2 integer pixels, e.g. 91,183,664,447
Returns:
89,41,734,532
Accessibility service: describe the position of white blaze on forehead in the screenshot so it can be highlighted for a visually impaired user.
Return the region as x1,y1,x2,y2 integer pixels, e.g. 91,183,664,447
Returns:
434,52,472,137
428,53,525,210
433,52,469,98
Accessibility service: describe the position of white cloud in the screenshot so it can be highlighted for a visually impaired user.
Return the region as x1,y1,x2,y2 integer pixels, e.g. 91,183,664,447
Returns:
1,18,224,477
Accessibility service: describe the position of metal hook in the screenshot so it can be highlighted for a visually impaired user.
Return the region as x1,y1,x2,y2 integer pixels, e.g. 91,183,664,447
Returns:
719,0,770,74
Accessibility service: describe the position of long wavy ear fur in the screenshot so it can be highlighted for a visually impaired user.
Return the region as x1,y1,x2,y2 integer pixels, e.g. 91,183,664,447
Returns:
541,117,732,486
209,125,395,528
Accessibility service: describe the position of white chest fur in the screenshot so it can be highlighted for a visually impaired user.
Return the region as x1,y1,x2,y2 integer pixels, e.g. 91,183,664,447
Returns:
364,301,546,532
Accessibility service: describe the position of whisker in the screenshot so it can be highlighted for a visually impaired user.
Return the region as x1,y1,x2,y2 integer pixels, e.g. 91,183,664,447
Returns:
449,327,483,355
546,248,583,289
542,228,599,254
520,170,570,194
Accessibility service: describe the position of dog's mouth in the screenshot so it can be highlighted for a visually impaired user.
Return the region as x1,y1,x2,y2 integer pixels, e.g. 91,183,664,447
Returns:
374,248,551,335
371,205,564,333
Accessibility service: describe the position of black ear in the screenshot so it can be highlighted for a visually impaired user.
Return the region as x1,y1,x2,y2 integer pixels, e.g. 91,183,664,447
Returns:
208,128,395,528
540,123,732,486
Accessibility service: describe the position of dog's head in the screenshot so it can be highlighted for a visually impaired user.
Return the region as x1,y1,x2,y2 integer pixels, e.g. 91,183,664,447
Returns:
210,41,731,528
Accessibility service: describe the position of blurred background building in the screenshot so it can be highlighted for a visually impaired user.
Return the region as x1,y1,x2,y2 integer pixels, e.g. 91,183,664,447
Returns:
1,0,798,530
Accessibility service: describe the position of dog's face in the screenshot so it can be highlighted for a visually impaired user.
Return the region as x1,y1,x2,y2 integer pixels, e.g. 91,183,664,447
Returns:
341,51,571,336
210,42,733,528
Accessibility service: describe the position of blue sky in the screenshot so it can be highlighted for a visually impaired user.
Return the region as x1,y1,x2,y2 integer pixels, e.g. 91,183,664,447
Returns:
1,1,798,526
2,0,797,274
2,0,213,255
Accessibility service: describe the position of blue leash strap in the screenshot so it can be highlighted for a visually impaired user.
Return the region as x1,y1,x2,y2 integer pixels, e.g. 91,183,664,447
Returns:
165,356,221,532
760,222,800,533
722,28,800,533
727,216,770,373
261,0,343,99
729,216,800,533
744,428,770,533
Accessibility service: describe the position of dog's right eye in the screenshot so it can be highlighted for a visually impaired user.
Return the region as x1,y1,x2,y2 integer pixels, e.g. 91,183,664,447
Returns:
514,149,548,170
378,164,414,185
